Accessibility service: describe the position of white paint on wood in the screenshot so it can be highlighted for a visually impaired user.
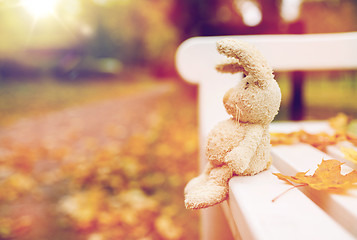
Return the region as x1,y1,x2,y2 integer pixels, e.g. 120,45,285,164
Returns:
176,32,357,84
228,166,355,240
272,144,357,237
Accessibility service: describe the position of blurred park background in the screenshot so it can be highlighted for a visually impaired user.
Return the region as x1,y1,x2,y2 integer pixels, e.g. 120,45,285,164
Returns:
0,0,357,239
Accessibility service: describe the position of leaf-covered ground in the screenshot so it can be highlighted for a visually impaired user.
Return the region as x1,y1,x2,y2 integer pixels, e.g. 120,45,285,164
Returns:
0,80,199,240
2,71,356,239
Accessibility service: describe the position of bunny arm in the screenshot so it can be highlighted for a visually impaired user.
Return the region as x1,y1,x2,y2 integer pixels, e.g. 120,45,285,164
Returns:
224,124,264,174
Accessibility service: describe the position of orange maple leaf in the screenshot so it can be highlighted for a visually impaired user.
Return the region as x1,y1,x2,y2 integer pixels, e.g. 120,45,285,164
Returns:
273,159,357,191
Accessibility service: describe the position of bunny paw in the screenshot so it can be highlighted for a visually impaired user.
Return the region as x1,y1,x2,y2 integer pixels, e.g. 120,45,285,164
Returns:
184,181,229,209
184,174,209,195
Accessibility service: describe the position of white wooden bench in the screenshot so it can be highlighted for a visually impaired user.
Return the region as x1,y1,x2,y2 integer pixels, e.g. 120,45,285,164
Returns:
176,32,357,240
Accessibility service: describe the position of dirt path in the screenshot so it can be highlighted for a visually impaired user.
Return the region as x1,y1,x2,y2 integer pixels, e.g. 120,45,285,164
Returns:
0,82,177,240
0,82,174,147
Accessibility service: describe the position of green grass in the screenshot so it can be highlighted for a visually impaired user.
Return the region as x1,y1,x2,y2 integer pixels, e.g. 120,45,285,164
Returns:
0,75,160,127
276,71,357,120
305,72,357,111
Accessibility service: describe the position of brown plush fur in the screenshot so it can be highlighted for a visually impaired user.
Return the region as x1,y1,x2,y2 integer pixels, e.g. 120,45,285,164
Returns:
184,39,281,209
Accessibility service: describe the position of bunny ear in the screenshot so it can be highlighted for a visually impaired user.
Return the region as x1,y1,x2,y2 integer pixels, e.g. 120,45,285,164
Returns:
216,38,274,82
216,59,247,74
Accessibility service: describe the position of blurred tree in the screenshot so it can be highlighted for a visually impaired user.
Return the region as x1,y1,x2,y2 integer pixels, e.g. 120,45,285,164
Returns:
86,20,118,59
76,0,179,69
169,0,203,39
0,0,180,74
172,0,357,36
300,0,357,33
258,0,283,33
170,0,284,37
1,0,356,77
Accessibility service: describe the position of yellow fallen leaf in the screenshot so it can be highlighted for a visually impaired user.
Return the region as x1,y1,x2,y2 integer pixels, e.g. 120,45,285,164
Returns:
0,218,12,238
340,147,357,164
59,189,106,229
328,112,351,133
0,173,37,201
346,133,357,146
87,233,104,240
271,113,357,151
155,214,183,240
271,130,341,151
270,132,300,146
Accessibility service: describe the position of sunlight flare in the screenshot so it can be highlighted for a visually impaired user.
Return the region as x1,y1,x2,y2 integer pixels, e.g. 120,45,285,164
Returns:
21,0,59,19
234,0,262,27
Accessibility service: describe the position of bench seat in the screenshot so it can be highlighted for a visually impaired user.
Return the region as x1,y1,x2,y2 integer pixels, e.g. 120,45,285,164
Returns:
223,121,357,239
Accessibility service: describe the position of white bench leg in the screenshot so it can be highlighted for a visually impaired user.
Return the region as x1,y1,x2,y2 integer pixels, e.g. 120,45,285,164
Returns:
201,205,235,240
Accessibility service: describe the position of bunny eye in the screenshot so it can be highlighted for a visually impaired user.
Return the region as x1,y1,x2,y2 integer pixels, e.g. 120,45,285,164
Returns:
244,81,249,90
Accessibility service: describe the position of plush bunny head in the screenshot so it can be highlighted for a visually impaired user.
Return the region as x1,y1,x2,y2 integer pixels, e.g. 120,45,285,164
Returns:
216,39,281,125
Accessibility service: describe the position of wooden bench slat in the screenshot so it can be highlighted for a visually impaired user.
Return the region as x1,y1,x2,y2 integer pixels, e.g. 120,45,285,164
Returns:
221,201,242,240
272,144,357,237
176,32,357,84
270,121,335,134
326,143,357,169
227,166,354,240
270,120,357,169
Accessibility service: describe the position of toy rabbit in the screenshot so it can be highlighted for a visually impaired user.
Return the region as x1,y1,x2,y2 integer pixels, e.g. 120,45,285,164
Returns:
184,39,281,209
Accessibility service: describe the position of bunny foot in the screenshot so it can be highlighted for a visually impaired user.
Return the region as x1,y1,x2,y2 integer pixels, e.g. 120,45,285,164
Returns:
184,180,229,209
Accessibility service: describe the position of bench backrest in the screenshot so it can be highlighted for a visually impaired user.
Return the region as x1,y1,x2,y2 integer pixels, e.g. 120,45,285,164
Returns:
176,32,357,240
176,32,357,239
176,32,357,168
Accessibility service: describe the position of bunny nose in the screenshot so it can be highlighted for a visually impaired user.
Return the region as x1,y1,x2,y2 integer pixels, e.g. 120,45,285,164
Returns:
223,88,235,103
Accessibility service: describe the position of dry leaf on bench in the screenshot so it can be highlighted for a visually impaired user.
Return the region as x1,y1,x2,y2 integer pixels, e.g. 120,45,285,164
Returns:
271,113,357,151
328,112,351,133
270,130,344,151
340,147,357,165
273,159,357,191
